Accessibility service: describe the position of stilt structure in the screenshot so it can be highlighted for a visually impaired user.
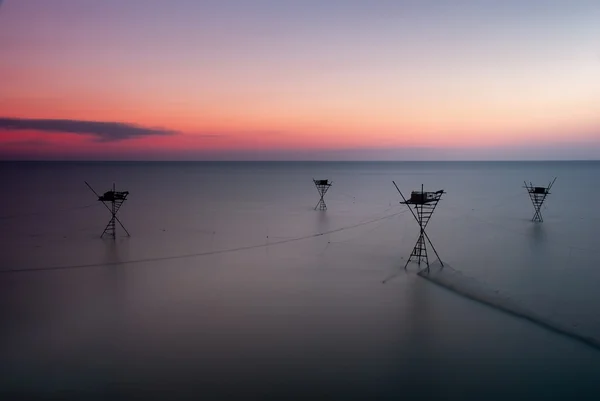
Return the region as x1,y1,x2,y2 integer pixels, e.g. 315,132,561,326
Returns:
524,177,556,222
313,179,332,210
393,182,444,272
85,182,130,238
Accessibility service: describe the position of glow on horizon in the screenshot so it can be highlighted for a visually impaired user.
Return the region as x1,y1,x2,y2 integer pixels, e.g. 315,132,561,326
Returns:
1,0,599,160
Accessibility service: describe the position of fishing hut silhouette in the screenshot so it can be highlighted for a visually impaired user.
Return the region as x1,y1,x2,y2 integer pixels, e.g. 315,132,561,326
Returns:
313,179,332,210
524,177,556,222
393,182,445,272
85,182,130,238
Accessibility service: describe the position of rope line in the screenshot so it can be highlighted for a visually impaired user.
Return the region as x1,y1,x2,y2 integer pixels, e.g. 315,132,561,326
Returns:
328,213,400,245
1,209,407,274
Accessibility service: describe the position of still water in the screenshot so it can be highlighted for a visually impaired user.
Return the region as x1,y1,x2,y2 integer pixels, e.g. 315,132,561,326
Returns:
1,161,600,399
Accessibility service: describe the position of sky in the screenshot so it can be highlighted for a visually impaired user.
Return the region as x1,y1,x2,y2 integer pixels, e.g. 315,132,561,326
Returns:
1,0,599,160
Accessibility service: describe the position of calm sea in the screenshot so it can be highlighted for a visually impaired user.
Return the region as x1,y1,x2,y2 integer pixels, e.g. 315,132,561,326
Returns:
1,161,600,400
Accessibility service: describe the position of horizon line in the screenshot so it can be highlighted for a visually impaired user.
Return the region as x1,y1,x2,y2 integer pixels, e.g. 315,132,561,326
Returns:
1,159,599,163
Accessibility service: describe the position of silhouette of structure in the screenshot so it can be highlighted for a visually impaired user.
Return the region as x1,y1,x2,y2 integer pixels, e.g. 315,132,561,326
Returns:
393,181,445,272
85,182,130,238
313,179,332,210
524,177,556,222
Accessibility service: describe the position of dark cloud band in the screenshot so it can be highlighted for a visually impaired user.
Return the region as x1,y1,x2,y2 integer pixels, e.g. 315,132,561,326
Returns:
0,117,176,142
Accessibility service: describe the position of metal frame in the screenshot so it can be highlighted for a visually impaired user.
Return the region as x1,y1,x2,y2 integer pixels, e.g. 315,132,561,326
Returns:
524,177,556,222
313,179,332,210
393,181,444,272
85,181,130,238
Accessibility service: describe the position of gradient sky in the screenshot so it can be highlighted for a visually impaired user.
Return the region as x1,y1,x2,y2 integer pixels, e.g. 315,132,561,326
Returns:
1,0,599,160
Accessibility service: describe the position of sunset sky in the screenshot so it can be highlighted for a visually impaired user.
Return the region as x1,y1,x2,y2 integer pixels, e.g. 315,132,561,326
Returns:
1,0,599,160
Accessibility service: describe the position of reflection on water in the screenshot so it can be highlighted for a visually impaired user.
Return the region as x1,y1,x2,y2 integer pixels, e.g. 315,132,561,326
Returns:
2,162,600,399
528,223,548,254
